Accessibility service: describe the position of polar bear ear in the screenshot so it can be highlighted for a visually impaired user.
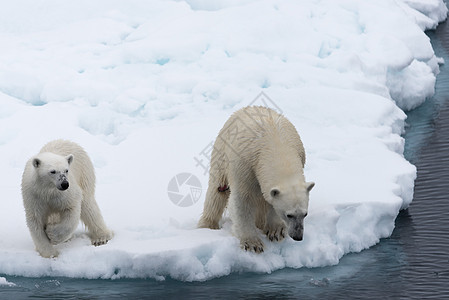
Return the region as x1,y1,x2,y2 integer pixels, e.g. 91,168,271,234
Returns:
32,158,41,168
306,182,315,192
66,154,74,165
270,188,280,198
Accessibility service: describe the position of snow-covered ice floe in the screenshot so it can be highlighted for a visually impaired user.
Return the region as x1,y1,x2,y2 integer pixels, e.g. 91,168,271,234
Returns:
0,0,446,281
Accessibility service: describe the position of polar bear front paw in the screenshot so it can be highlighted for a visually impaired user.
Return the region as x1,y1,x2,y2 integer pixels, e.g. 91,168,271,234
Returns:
45,224,71,245
265,224,286,242
38,247,59,258
90,230,113,246
241,237,264,253
91,237,109,246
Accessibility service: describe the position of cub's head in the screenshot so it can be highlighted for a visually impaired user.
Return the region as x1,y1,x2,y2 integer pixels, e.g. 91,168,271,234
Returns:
32,152,74,191
266,180,315,241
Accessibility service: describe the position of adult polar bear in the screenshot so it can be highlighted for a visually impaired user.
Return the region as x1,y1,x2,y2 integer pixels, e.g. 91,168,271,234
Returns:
198,106,314,253
22,139,113,258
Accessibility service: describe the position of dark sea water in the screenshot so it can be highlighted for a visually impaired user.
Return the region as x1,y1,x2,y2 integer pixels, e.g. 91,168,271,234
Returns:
2,17,449,300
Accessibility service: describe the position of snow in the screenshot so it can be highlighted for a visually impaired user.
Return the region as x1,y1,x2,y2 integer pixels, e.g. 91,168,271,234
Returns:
0,277,15,287
0,0,446,281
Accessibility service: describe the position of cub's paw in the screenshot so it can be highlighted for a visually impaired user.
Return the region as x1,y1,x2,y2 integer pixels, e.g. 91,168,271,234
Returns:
90,230,113,246
45,224,70,245
240,237,264,253
38,246,59,258
265,224,286,242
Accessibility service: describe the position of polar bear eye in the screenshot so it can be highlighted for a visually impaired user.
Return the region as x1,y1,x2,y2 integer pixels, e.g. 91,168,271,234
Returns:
286,214,294,219
65,169,69,173
50,170,56,174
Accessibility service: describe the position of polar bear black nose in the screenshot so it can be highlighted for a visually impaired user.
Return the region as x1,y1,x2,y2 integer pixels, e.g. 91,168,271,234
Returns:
292,234,303,241
60,180,69,190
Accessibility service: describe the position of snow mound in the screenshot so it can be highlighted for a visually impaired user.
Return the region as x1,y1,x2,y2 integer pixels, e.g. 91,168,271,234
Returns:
0,277,15,287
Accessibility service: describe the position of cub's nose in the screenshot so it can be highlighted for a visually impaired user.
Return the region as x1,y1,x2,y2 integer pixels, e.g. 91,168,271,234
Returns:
60,180,69,190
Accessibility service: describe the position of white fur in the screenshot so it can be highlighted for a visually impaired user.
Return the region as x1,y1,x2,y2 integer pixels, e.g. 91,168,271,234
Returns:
198,106,314,253
21,139,113,258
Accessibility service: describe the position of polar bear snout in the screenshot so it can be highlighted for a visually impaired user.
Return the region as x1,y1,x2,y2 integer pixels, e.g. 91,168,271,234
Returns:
290,231,303,241
288,224,304,241
57,175,69,191
58,179,69,191
285,215,305,241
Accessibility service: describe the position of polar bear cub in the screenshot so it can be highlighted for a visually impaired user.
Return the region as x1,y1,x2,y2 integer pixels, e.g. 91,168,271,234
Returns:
22,139,113,258
198,106,314,253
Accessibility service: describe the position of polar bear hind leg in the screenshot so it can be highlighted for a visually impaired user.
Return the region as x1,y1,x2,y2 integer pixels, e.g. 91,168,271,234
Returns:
198,181,230,229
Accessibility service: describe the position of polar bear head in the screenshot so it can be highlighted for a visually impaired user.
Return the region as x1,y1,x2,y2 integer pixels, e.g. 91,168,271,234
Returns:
32,152,74,191
266,180,314,241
